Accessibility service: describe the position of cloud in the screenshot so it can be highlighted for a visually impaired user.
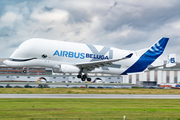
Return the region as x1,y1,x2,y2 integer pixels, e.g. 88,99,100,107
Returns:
43,6,53,12
31,9,69,23
0,12,23,28
0,27,16,37
0,0,180,61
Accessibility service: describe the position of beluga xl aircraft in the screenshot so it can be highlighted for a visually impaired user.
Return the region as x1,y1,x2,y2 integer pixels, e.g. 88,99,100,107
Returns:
3,37,175,82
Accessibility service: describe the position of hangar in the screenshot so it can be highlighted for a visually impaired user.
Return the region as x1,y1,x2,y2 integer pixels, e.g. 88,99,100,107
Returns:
123,63,180,84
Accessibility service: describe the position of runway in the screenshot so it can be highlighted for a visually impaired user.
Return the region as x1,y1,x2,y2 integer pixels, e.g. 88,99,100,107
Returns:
0,94,180,99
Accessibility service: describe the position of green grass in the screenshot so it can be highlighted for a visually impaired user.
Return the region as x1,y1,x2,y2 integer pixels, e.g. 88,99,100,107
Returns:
1,88,180,119
0,88,180,94
0,99,180,120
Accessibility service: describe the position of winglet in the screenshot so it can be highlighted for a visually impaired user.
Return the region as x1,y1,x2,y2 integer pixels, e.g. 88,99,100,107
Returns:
125,53,133,58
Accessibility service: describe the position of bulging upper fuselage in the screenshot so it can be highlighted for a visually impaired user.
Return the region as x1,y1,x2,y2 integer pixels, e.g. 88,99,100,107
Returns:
3,37,169,75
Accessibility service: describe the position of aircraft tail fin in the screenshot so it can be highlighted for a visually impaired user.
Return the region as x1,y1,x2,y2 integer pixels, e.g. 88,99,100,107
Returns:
136,37,169,59
166,54,176,67
121,37,169,74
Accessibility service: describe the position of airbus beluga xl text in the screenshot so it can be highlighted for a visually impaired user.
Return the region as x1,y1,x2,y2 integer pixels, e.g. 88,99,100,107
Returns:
3,37,174,82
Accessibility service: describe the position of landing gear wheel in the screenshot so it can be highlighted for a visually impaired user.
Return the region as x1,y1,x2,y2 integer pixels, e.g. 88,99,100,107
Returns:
87,78,91,82
82,75,87,79
23,70,27,73
81,77,86,81
77,74,82,78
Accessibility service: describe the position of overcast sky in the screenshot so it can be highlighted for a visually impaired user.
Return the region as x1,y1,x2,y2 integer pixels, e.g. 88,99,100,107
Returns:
0,0,180,61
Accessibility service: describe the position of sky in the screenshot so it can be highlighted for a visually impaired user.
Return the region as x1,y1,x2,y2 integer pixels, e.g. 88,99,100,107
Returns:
0,0,180,61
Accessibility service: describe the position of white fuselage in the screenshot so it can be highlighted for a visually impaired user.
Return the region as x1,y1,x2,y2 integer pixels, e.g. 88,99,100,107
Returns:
3,37,169,75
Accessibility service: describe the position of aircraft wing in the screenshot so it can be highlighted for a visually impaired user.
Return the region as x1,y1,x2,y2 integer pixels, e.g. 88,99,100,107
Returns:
75,53,133,71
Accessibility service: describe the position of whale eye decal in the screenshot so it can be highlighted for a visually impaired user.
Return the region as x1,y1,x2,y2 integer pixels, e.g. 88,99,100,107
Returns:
42,54,47,58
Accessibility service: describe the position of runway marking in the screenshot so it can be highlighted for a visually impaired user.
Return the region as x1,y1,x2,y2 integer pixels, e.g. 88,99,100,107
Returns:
0,94,180,99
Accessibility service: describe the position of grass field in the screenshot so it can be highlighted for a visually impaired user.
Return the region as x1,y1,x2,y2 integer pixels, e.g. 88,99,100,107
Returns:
1,88,180,120
0,99,180,120
0,88,180,94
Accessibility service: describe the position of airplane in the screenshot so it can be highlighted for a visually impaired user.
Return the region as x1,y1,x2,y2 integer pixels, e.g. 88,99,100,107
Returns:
3,37,174,82
147,54,176,71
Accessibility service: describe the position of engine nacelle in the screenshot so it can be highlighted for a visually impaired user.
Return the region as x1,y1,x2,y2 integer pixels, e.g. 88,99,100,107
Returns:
52,64,80,73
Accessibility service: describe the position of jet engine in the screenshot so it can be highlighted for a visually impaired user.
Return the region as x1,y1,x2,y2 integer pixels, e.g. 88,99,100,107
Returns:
52,64,80,73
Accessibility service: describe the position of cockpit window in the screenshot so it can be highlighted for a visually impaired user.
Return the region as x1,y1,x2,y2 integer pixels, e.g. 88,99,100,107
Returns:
8,57,37,62
42,54,47,58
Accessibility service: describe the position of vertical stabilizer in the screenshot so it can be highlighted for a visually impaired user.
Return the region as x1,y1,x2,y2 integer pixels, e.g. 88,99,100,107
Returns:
166,54,176,67
121,37,169,74
141,37,169,59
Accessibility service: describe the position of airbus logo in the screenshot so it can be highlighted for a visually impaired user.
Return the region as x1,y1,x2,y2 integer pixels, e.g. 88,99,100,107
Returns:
53,50,109,60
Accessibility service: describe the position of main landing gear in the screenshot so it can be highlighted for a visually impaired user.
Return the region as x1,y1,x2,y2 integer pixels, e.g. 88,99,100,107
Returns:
77,68,91,82
77,73,91,82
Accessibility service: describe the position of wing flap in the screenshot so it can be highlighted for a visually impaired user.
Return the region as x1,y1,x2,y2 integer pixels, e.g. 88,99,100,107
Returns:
75,53,133,70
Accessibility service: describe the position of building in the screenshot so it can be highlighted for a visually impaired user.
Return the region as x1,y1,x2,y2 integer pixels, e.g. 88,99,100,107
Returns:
0,58,46,75
0,67,46,75
123,63,180,84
